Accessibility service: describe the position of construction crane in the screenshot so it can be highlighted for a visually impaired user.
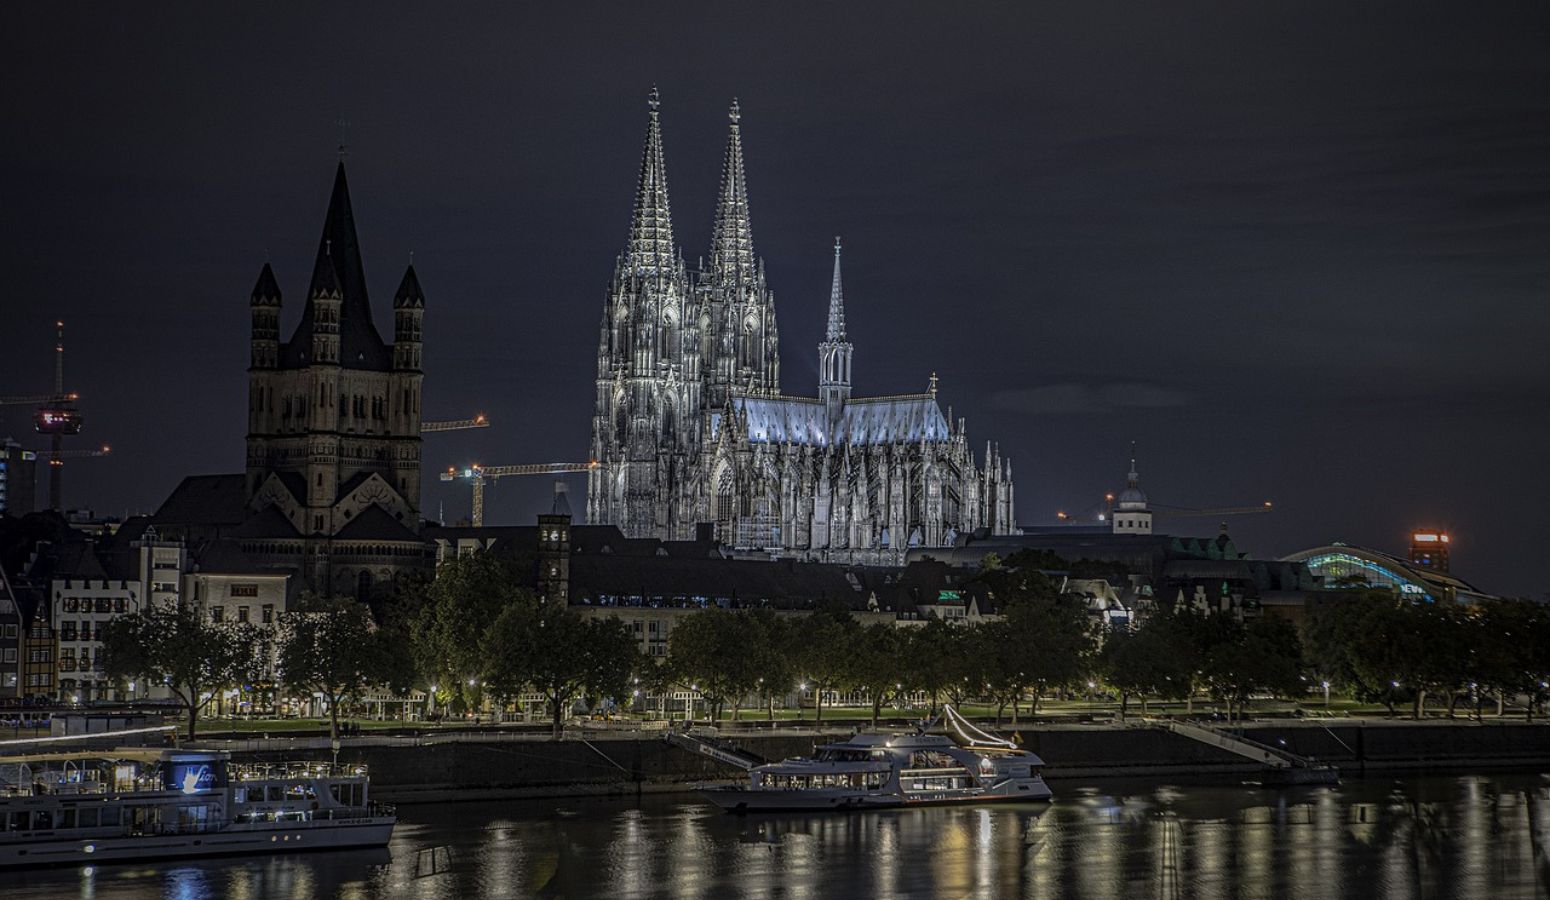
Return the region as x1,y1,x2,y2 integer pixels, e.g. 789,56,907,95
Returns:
1151,502,1274,519
441,461,597,527
1058,499,1273,523
421,414,490,433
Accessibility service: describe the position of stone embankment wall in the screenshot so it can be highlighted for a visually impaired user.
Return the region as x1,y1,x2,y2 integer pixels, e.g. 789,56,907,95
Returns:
226,721,1550,803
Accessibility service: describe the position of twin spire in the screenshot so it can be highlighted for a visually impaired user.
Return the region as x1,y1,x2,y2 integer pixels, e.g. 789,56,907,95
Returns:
630,88,759,284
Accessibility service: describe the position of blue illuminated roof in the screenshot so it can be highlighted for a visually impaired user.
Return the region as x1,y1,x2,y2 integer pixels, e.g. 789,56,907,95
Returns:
724,394,951,446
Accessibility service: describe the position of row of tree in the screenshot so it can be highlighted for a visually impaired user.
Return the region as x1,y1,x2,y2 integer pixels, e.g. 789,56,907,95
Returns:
1303,594,1550,719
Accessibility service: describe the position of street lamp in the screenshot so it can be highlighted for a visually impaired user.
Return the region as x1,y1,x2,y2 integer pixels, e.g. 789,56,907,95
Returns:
1322,680,1330,709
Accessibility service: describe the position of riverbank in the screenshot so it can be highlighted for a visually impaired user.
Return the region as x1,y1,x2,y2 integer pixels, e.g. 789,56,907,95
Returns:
210,718,1550,803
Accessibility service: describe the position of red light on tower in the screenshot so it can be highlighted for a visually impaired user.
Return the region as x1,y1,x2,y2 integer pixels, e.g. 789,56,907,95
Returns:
1410,529,1450,573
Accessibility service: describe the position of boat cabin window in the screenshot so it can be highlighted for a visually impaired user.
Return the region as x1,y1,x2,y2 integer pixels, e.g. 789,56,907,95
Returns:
905,750,959,770
330,783,364,807
761,772,886,790
267,785,284,802
286,782,316,800
814,748,874,763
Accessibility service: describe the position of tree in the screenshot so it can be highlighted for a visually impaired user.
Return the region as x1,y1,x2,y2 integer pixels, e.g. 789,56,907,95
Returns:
408,552,527,712
100,603,262,739
793,607,855,721
1201,616,1304,722
277,599,395,740
668,608,760,721
484,602,640,736
993,576,1097,717
745,610,798,721
846,624,910,725
905,618,968,717
1099,621,1192,719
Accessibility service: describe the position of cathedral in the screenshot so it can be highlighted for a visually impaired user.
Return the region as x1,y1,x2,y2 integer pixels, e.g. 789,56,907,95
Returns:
586,91,1016,563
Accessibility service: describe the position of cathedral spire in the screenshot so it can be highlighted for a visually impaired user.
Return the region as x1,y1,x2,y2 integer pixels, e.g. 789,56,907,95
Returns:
709,98,754,281
819,237,853,418
625,86,676,275
825,236,846,341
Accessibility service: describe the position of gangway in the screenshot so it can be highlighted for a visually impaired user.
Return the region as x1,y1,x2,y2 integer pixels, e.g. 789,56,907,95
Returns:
1165,720,1338,783
664,730,764,771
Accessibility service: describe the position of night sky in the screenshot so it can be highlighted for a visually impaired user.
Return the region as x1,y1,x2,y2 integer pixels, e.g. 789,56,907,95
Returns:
3,3,1548,597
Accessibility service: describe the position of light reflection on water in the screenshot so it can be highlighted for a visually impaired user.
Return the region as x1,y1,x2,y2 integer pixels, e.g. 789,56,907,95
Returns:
8,773,1550,899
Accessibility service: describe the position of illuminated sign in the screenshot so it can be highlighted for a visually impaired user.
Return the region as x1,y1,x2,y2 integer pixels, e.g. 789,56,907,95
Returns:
1412,532,1450,544
168,763,215,794
937,590,962,603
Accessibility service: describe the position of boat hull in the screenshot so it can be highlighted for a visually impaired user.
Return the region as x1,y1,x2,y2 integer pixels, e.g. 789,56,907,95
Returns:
703,781,1053,814
0,818,395,869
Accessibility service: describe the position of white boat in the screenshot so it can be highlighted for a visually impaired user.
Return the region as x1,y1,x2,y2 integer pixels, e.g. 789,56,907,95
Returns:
701,708,1053,813
0,747,395,868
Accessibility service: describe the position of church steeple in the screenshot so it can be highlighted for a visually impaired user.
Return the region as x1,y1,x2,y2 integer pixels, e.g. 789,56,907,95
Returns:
818,237,853,419
625,86,676,276
709,98,754,283
281,161,391,371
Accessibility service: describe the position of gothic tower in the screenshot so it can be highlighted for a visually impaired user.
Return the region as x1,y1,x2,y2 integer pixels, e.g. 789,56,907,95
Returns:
588,88,703,538
702,99,779,410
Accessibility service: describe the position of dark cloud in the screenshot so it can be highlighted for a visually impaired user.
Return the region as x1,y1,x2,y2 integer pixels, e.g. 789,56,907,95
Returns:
990,384,1196,417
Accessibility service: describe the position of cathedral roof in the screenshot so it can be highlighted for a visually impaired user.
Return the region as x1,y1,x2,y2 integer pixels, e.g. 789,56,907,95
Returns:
728,394,950,446
281,161,393,371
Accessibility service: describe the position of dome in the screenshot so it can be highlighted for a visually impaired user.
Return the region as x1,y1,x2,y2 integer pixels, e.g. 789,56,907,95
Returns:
1116,486,1148,509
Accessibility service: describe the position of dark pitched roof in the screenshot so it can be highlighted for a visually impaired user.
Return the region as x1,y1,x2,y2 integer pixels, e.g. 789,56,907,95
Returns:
280,162,392,372
153,474,247,527
335,505,420,542
194,539,273,576
55,542,110,581
393,265,425,309
250,262,281,305
568,555,865,609
230,505,301,539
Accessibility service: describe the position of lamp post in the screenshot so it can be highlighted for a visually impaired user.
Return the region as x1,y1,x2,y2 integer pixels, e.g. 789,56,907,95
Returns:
1322,680,1330,710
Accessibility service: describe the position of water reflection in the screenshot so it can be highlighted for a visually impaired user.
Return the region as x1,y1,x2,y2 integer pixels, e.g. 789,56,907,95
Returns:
8,774,1550,899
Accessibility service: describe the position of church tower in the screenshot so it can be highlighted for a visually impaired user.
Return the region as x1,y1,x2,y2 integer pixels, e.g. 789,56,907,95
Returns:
588,88,703,538
818,237,853,425
242,160,426,595
702,99,778,410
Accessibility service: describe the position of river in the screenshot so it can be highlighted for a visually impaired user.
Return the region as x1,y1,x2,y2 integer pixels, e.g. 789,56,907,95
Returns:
10,773,1550,899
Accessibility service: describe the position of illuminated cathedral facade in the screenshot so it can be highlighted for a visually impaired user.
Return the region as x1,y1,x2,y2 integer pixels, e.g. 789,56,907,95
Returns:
587,91,1015,563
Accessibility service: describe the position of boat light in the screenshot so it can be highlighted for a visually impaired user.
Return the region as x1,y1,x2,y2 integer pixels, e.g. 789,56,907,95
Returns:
83,844,96,854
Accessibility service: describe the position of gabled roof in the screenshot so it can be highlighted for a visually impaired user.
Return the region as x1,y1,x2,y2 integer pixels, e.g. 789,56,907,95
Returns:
153,474,247,527
55,542,110,581
250,263,281,306
194,539,275,576
335,505,420,542
230,505,301,540
279,162,392,372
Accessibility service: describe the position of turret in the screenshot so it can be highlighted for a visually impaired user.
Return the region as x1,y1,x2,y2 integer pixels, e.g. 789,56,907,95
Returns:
392,264,425,372
249,263,282,370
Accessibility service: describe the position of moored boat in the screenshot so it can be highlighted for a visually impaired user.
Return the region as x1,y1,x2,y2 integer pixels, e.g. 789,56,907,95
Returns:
701,707,1052,813
0,747,395,868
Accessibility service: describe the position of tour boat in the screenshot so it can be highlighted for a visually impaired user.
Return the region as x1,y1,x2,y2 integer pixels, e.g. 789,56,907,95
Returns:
0,747,395,868
701,708,1053,813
